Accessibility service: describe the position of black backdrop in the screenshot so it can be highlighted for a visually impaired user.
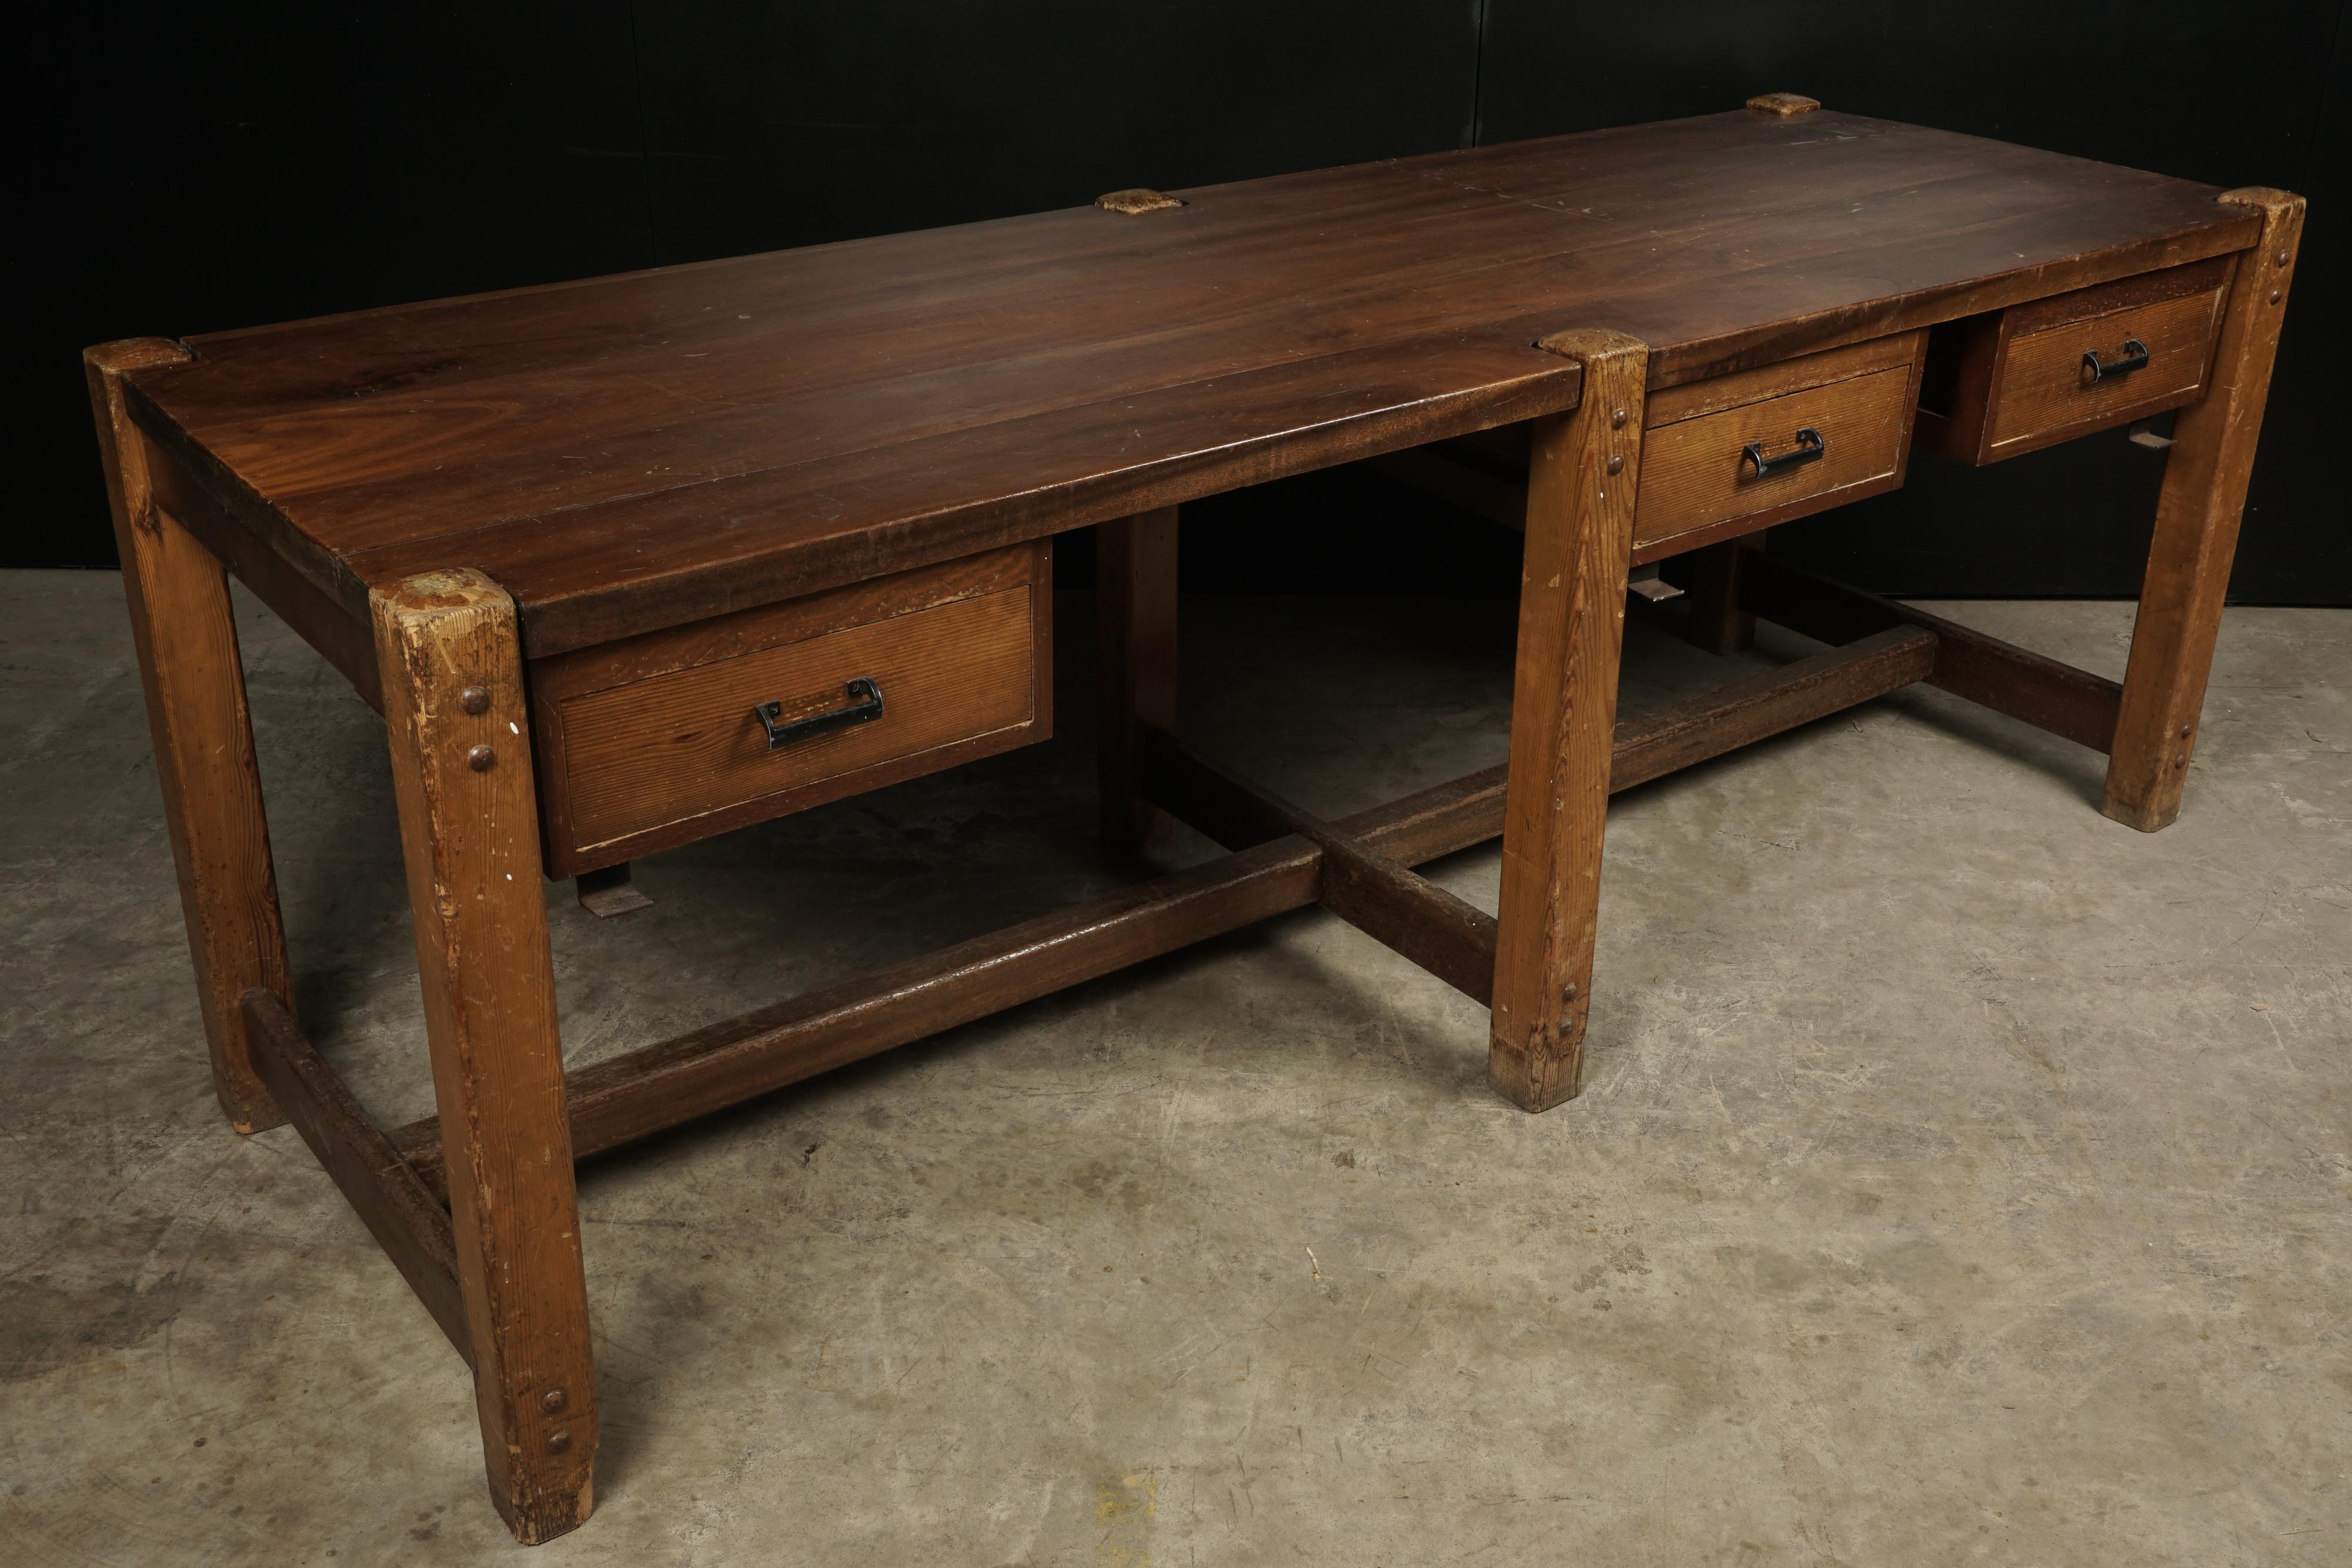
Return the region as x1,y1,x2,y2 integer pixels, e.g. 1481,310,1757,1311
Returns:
29,2,2349,603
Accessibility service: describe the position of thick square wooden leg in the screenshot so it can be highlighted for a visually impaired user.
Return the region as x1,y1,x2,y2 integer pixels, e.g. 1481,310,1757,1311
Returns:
1489,332,1648,1111
86,339,293,1134
1097,506,1180,847
372,571,599,1545
2104,189,2304,832
1681,535,1760,655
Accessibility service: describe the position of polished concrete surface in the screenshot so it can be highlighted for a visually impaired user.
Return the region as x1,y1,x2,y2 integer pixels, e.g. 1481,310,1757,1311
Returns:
5,569,2347,1564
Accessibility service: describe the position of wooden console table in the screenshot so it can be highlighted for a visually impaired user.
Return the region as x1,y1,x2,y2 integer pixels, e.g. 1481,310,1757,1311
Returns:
86,96,2301,1542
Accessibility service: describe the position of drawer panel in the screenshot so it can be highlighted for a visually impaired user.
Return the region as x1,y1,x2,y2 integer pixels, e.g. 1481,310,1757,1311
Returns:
1915,257,2230,464
530,541,1050,875
1986,287,2221,449
1632,332,1924,559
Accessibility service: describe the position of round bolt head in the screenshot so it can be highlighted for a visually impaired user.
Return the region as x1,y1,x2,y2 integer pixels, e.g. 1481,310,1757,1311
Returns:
2276,249,2291,266
2174,754,2189,769
1562,982,1579,1003
466,744,496,772
1606,453,1625,475
542,1388,568,1414
546,1429,572,1455
2179,724,2192,738
1609,407,1628,429
2269,289,2284,305
458,686,490,714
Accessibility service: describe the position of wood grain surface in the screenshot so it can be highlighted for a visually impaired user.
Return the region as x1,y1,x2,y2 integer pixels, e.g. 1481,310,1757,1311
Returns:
371,570,599,1543
85,339,296,1133
1369,333,1925,554
2104,189,2307,830
1489,329,1648,1112
1916,255,2232,463
560,587,1033,843
531,541,1048,873
1634,359,1916,550
1985,289,2224,453
113,109,2258,658
564,585,1035,841
1096,509,1180,847
1642,333,1917,427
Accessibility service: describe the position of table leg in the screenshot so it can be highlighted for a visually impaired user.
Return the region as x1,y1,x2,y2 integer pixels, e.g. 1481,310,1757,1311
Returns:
85,339,293,1134
1681,535,1760,655
1489,332,1649,1111
372,571,599,1544
2104,189,2305,831
1097,506,1180,847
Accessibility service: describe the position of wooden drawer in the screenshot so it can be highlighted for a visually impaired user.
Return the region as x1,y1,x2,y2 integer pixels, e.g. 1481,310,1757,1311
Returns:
530,541,1051,875
1630,332,1925,561
1914,257,2230,464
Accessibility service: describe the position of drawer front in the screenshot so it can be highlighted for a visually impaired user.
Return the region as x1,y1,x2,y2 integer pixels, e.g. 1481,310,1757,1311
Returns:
1915,256,2230,464
1984,287,2221,453
531,542,1050,874
1632,332,1923,559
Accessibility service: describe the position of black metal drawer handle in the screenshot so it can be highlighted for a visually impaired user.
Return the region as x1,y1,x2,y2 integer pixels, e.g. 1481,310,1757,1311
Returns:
754,677,884,749
2082,338,2150,383
1742,426,1825,477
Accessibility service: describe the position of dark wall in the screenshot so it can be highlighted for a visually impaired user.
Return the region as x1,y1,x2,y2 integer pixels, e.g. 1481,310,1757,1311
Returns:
28,2,2348,603
630,2,1478,265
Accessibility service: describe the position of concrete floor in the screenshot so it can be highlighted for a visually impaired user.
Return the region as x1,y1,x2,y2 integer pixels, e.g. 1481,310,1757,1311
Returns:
4,567,2347,1565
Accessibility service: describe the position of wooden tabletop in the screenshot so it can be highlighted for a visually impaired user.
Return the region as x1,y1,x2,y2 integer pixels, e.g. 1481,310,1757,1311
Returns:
122,107,2257,657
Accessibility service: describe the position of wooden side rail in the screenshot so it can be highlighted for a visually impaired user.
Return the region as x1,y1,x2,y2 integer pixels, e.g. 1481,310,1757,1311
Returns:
240,989,470,1362
389,758,1540,1198
391,618,1947,1200
1141,728,1501,1004
1736,550,2124,752
398,839,1319,1198
1371,434,2124,753
1372,429,2129,755
1612,627,1937,789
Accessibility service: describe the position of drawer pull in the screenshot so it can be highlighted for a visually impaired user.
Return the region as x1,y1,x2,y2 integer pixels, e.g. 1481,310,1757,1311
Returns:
2080,337,2150,384
1741,426,1825,478
753,677,884,749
